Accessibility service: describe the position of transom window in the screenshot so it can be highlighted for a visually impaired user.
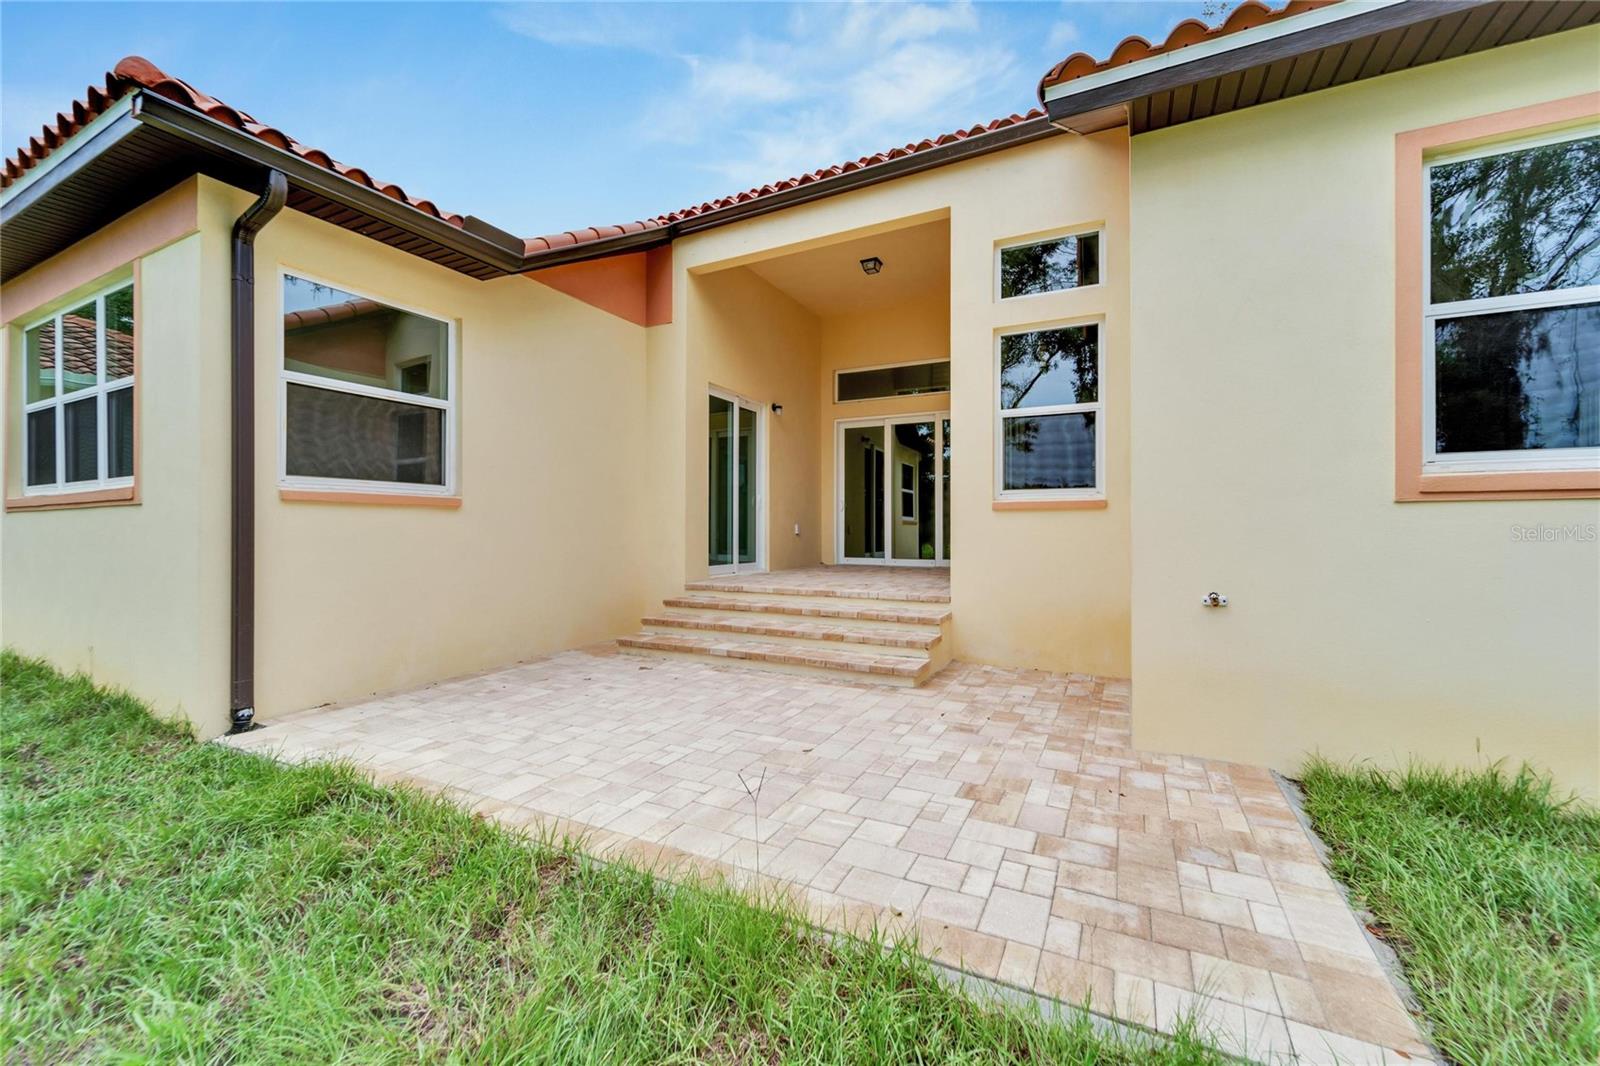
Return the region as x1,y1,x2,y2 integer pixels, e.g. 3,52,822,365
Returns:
1425,126,1599,472
998,230,1101,299
995,322,1102,498
281,273,455,494
836,360,949,403
21,280,135,493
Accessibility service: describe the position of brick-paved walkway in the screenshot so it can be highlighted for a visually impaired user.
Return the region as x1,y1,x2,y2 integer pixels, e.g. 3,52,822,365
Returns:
222,646,1430,1064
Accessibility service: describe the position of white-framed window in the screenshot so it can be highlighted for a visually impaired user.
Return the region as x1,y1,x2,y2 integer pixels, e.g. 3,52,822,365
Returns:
997,227,1102,301
995,320,1102,500
1423,124,1599,473
899,461,916,521
20,279,136,493
835,359,950,403
280,271,456,495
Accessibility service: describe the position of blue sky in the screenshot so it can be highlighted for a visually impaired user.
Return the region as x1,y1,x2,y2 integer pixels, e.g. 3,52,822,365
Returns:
2,2,1210,237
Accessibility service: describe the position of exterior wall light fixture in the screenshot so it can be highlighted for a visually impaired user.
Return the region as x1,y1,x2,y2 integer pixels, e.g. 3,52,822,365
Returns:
860,256,883,275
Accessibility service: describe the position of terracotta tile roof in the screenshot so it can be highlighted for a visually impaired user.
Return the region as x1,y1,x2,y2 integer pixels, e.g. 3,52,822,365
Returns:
523,109,1047,256
1038,0,1340,97
6,54,1046,262
51,313,133,380
283,297,386,331
3,57,466,227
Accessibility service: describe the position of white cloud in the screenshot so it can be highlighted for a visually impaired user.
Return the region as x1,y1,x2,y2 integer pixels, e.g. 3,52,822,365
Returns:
1046,19,1081,54
634,1,1016,193
495,2,681,55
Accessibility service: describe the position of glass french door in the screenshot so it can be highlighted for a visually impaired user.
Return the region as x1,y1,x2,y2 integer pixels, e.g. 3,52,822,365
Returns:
838,415,949,567
709,391,761,574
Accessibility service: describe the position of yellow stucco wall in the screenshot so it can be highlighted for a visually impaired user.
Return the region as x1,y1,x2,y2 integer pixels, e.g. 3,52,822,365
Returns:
195,179,656,722
686,267,822,577
671,132,1133,676
1,181,232,731
1128,28,1600,800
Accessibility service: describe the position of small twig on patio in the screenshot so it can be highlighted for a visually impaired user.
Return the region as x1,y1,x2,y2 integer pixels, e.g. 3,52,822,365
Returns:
738,767,767,880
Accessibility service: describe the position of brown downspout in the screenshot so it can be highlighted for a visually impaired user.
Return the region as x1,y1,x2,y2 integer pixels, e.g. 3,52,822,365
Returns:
229,170,288,733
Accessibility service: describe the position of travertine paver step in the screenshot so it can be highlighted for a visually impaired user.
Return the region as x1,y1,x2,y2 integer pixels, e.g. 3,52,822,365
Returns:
685,577,950,604
617,631,933,686
663,593,950,628
642,612,940,654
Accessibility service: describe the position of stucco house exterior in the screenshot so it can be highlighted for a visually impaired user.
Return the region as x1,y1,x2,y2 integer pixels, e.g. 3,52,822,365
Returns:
3,0,1597,800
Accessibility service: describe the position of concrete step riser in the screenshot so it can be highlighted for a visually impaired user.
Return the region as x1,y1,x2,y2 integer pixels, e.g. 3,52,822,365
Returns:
681,584,950,611
618,643,923,686
662,598,950,631
641,618,936,658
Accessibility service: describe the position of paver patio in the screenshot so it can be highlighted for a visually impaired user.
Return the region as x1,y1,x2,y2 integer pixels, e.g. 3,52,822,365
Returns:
222,589,1432,1064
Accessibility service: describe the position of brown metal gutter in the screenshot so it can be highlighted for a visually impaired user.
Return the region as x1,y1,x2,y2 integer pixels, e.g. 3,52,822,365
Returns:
228,170,287,733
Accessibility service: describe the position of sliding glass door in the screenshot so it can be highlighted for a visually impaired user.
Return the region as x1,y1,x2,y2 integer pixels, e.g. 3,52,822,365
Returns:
837,415,949,566
709,391,761,574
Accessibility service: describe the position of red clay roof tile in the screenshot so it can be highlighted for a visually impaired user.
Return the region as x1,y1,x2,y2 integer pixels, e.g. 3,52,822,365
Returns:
2,56,468,229
8,55,1046,262
1038,0,1340,98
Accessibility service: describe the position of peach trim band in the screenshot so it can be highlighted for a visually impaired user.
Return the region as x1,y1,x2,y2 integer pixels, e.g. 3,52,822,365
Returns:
5,486,136,512
1395,92,1600,503
279,489,462,508
1,178,197,326
992,497,1107,511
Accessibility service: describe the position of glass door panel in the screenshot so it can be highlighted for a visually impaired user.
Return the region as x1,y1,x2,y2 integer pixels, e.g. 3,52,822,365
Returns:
737,404,757,566
841,423,885,560
838,416,949,566
708,395,734,569
941,418,951,562
890,421,936,563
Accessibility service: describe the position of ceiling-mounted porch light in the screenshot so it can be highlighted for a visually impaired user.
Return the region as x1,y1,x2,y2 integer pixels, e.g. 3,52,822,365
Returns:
859,256,883,275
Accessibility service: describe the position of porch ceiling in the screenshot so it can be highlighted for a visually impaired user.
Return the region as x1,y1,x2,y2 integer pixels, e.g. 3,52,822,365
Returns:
745,219,949,317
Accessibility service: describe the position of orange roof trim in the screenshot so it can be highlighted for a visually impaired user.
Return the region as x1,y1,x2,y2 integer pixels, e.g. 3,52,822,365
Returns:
1038,0,1341,98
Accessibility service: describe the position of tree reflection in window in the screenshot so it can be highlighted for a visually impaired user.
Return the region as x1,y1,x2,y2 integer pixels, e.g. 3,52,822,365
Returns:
1430,134,1600,303
999,325,1098,410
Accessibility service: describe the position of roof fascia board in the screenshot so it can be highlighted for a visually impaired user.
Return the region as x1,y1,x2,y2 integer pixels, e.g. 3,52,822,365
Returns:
129,92,526,273
0,95,136,213
1044,0,1486,123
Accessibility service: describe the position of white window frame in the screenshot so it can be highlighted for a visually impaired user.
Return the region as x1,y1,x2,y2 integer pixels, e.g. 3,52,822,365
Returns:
833,358,951,404
995,225,1105,303
898,460,916,522
278,269,459,497
19,278,136,496
1422,124,1600,474
994,317,1105,502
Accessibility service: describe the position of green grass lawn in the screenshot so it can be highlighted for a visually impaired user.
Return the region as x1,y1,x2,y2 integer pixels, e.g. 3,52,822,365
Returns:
0,651,1227,1064
1298,758,1600,1066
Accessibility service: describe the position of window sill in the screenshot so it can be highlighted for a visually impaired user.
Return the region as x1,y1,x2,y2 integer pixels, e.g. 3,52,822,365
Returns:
1399,468,1600,501
5,486,138,512
992,497,1106,511
279,488,462,508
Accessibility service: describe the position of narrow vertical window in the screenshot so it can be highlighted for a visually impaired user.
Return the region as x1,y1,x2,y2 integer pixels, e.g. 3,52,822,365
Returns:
19,280,135,493
995,323,1102,499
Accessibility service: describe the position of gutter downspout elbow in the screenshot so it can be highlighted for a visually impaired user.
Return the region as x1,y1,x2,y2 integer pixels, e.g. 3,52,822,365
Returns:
229,170,288,734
